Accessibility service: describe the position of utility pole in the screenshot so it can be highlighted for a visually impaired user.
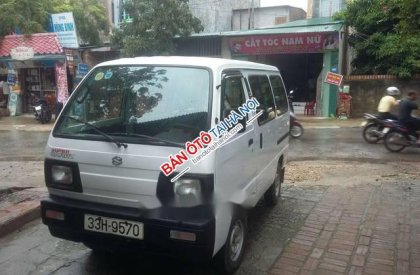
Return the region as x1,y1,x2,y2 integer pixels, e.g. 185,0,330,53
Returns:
251,0,255,29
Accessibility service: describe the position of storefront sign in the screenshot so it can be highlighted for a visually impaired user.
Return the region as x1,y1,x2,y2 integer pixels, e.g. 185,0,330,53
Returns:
325,72,343,86
55,62,69,103
10,46,34,60
77,63,89,76
50,12,79,48
229,32,339,55
64,49,74,75
7,73,17,85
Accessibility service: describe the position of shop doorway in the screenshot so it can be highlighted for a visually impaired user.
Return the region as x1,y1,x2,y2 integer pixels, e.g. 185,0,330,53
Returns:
249,53,323,114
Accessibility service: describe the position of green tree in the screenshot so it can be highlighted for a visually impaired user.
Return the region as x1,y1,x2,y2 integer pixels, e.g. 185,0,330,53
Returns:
112,0,203,56
335,0,420,78
0,0,51,36
0,0,108,46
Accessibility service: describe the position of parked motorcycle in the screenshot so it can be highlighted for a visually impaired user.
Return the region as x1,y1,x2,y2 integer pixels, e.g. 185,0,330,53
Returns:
383,120,420,152
361,113,395,143
288,90,304,138
290,111,304,138
32,94,52,124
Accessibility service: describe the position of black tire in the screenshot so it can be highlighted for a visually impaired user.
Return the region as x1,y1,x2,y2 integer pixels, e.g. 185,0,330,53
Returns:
362,124,381,143
264,164,284,207
214,211,247,275
45,109,52,123
384,131,407,153
290,124,304,138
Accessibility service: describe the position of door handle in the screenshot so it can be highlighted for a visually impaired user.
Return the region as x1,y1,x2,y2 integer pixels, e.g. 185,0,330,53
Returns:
260,133,263,148
248,138,253,146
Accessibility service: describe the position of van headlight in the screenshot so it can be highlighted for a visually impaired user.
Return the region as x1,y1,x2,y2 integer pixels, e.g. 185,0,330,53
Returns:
51,165,73,185
174,179,201,196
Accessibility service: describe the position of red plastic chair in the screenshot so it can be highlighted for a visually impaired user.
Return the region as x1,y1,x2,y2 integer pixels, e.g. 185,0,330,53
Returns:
304,101,315,116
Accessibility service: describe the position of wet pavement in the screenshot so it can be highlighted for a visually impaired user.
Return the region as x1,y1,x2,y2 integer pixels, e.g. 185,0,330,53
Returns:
0,185,326,275
0,123,419,275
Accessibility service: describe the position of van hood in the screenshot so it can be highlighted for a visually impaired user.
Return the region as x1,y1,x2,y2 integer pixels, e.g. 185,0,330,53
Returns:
45,137,214,209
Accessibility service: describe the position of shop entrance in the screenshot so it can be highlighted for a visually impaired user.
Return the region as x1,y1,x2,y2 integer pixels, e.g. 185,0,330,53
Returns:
249,53,323,114
22,67,56,114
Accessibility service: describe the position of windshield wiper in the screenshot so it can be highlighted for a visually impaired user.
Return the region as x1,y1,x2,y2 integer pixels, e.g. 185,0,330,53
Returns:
109,132,183,148
62,115,128,149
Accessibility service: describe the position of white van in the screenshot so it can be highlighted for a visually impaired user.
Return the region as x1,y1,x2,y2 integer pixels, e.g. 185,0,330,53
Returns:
41,56,289,274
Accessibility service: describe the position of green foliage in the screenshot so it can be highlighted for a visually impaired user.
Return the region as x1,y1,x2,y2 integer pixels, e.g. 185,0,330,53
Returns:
112,0,203,57
0,0,108,46
336,0,420,78
0,0,50,36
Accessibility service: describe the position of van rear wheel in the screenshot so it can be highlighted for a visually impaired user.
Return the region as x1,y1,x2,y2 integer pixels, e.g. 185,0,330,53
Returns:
214,211,247,274
264,164,284,206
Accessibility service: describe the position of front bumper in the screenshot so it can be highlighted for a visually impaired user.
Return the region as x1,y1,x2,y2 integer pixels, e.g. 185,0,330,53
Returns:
41,195,215,261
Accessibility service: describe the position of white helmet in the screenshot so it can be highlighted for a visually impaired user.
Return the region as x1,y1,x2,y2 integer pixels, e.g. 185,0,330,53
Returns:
386,86,400,96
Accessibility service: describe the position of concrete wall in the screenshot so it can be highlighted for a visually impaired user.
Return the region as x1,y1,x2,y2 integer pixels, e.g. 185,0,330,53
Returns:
309,0,347,18
232,6,306,30
188,0,258,33
345,76,420,118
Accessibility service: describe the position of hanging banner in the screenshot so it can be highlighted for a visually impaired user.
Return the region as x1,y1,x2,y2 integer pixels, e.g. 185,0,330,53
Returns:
50,12,79,48
229,32,339,55
64,49,74,75
55,62,69,103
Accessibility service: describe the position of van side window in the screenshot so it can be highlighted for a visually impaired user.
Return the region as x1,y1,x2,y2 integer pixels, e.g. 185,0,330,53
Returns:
269,75,288,116
221,76,246,121
248,75,276,124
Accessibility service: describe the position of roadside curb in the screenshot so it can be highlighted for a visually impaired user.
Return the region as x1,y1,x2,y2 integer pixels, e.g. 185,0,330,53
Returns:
0,200,41,238
0,187,47,238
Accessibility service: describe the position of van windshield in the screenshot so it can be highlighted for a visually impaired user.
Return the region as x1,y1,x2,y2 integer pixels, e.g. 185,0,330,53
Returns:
54,66,211,145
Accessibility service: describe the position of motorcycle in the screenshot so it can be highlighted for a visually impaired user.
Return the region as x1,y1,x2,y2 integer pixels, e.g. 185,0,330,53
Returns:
383,120,420,152
290,111,304,138
288,90,304,138
361,113,395,143
32,94,52,124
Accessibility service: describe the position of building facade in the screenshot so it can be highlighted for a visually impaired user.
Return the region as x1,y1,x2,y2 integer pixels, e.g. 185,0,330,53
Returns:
187,0,260,33
232,6,306,30
307,0,347,18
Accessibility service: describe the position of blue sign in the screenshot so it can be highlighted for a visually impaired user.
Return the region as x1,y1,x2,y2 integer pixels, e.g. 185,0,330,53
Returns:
7,73,16,85
77,63,89,75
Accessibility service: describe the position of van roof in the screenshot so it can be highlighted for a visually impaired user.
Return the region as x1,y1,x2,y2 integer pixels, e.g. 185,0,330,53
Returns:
97,56,279,72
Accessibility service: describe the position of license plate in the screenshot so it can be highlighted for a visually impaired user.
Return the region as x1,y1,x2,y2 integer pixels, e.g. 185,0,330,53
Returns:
361,121,368,127
84,214,144,240
35,106,42,111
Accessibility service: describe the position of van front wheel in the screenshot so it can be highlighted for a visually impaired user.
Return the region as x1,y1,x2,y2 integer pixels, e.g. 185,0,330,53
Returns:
215,212,247,274
264,165,283,206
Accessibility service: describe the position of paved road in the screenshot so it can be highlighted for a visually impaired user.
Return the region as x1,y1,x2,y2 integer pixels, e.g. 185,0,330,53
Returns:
0,127,418,275
289,128,419,163
0,127,418,162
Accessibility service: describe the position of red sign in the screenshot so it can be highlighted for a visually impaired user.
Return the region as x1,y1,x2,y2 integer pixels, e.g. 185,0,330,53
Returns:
325,72,343,86
229,32,338,55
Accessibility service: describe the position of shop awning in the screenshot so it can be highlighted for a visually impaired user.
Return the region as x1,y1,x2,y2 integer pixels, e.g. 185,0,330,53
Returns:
188,18,343,38
0,33,63,58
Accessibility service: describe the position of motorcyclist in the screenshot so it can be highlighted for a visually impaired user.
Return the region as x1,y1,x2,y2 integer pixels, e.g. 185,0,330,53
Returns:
377,86,400,120
398,91,420,142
